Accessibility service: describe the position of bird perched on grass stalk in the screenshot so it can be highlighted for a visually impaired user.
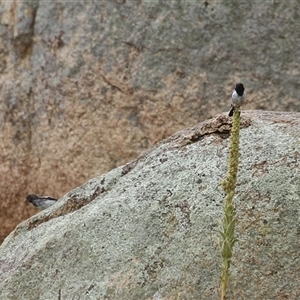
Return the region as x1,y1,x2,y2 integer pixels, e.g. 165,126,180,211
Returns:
229,82,246,117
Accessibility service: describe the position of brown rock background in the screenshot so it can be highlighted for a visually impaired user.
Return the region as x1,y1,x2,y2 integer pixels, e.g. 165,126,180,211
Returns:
0,1,299,243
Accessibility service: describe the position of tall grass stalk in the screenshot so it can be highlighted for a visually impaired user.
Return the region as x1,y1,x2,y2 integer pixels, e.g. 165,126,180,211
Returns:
220,109,241,299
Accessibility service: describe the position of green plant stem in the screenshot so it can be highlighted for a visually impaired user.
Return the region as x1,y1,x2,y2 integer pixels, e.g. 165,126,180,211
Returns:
220,109,241,299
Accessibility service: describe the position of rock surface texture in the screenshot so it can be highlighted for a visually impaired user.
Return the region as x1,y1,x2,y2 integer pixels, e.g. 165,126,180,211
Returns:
0,111,299,299
1,1,300,242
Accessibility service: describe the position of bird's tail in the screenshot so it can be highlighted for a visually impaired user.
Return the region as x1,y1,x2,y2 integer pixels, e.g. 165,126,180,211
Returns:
228,106,235,117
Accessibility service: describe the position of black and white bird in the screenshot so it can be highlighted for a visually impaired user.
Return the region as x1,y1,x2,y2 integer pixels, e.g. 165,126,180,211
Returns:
228,82,246,117
26,194,58,210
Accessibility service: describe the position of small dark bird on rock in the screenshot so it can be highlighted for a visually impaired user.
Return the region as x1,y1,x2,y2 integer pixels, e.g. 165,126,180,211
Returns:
26,194,58,210
229,82,246,117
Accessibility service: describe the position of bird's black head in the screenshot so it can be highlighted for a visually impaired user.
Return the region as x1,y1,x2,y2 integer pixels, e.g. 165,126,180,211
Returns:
235,83,245,96
26,194,38,203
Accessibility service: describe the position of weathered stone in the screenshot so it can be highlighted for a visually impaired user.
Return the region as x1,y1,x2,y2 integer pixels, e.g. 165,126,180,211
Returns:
1,1,300,243
0,111,299,299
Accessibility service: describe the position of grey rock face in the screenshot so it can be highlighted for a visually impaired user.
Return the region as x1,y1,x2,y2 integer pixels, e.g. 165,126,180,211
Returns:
1,0,300,244
0,111,299,299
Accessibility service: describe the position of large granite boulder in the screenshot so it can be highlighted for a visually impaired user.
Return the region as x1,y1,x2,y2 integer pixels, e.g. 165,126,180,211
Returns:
0,111,299,299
